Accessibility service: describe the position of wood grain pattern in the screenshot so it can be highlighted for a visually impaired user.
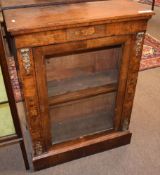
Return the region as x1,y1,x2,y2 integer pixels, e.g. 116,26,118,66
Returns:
3,0,154,35
113,36,133,130
33,48,52,150
121,32,145,130
17,48,46,156
14,20,148,48
33,131,132,170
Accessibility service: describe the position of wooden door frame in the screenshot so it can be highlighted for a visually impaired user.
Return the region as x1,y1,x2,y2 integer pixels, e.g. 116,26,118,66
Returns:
32,34,133,151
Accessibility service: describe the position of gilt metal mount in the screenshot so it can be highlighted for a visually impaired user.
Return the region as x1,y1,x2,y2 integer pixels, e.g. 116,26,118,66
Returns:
21,48,31,75
135,32,145,57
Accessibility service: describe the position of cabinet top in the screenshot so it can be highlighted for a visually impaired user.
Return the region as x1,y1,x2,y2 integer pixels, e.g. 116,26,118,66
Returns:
2,0,154,35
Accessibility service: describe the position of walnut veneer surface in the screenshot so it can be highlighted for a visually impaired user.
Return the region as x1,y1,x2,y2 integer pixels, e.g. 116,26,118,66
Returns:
3,0,154,35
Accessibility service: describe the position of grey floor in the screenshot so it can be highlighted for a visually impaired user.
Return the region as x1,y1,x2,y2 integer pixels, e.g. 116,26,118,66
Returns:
0,4,160,175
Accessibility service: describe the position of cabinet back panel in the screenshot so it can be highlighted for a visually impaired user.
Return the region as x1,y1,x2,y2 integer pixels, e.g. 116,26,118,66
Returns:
46,46,121,82
50,92,116,144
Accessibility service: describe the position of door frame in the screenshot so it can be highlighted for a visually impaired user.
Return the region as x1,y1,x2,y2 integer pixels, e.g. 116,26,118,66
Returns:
32,34,133,151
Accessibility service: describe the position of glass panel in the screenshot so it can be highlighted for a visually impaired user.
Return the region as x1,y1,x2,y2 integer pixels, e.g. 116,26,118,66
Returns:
0,103,15,137
0,66,8,103
45,46,122,144
50,92,116,144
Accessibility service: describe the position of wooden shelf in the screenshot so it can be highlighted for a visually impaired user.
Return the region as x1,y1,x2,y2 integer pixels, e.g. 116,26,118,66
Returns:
48,69,118,105
51,110,114,144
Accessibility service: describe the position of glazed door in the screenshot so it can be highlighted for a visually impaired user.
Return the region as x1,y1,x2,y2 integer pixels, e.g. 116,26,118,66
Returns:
32,35,133,152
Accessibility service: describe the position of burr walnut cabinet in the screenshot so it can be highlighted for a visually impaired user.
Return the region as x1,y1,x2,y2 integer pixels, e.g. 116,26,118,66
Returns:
0,0,153,170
